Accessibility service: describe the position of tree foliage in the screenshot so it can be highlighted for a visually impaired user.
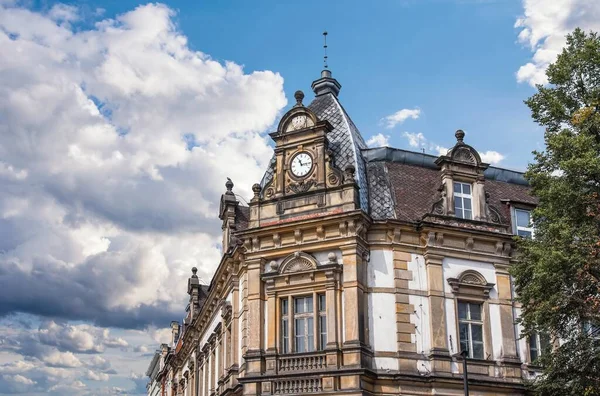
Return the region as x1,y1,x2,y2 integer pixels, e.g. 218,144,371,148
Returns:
512,28,600,396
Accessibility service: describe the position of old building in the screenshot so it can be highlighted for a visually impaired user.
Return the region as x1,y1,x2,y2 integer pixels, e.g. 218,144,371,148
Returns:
147,69,540,396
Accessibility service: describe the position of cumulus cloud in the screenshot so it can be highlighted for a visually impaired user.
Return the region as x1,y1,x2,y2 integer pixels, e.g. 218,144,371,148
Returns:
515,0,600,86
400,132,505,165
85,369,109,381
0,2,286,332
479,151,505,165
381,108,420,129
366,133,390,148
402,132,426,148
42,351,82,368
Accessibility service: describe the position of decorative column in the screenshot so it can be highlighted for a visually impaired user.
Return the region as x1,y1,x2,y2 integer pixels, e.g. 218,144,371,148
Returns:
339,243,368,367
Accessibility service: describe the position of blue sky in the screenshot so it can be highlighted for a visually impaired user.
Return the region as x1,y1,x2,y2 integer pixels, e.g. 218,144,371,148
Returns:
41,0,541,169
0,0,598,395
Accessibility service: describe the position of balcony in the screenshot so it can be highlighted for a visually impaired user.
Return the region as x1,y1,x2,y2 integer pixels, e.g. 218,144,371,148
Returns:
272,377,323,394
277,352,326,372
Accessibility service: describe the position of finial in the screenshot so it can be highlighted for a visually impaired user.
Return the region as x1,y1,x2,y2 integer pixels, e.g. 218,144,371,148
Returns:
191,267,198,277
251,183,262,201
294,90,304,106
455,129,465,143
225,177,234,194
323,31,328,69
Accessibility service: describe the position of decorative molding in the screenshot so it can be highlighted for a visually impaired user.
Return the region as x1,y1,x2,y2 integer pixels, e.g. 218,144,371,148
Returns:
448,270,495,298
279,251,318,274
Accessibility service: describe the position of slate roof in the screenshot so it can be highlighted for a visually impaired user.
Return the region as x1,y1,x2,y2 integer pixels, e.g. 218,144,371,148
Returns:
362,147,537,232
307,93,369,210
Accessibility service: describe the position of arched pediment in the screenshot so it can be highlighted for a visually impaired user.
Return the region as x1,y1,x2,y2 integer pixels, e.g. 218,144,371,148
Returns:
447,269,495,298
278,251,318,274
277,106,318,134
450,144,482,165
457,270,487,285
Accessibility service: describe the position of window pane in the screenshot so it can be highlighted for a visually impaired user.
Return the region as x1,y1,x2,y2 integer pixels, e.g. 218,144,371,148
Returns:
295,319,304,336
529,334,538,349
471,324,483,342
458,302,468,320
459,323,470,344
464,198,472,210
460,340,469,355
463,209,472,220
319,295,326,312
319,316,327,350
463,184,471,195
455,197,463,210
281,299,288,315
295,298,304,314
472,341,484,359
516,210,531,227
307,317,314,352
518,230,533,238
469,304,482,321
305,296,313,313
454,182,462,193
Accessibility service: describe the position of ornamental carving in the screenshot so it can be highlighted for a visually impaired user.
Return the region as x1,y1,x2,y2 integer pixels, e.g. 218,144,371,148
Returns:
452,146,477,164
448,270,495,298
286,179,315,194
278,251,318,274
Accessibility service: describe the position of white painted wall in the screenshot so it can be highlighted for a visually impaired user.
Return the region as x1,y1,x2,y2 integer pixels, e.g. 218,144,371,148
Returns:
367,249,394,288
407,254,427,291
409,294,430,355
368,292,397,352
489,303,502,360
445,298,459,357
373,357,398,371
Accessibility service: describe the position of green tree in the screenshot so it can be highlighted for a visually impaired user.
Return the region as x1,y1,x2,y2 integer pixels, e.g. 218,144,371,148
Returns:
512,28,600,396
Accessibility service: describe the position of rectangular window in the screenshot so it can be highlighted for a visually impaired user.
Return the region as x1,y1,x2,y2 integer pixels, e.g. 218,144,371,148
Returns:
515,209,534,238
454,182,473,220
294,296,314,353
318,294,327,350
280,294,327,354
281,298,289,353
458,302,484,359
529,332,550,363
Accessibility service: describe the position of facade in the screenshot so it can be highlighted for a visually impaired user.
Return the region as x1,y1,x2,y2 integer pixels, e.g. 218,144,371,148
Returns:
146,70,541,396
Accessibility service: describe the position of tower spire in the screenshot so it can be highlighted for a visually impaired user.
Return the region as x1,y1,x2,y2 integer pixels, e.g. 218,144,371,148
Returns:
323,31,328,69
312,31,341,97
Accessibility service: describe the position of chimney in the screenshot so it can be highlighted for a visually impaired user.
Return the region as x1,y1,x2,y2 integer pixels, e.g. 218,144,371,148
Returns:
170,321,180,347
218,178,239,253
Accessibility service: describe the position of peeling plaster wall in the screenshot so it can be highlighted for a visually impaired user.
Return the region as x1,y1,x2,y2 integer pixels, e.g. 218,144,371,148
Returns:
367,249,394,288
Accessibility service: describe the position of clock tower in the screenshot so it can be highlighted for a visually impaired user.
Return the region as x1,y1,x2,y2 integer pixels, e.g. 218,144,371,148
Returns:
248,77,362,228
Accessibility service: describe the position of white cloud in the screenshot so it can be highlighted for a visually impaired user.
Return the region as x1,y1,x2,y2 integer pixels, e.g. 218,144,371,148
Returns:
366,133,390,148
42,351,82,368
0,2,286,330
402,132,426,148
400,132,505,165
515,0,600,86
85,369,109,381
381,108,420,129
480,150,505,165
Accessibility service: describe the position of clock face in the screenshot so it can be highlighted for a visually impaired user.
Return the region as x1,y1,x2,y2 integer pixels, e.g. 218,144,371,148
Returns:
290,152,313,177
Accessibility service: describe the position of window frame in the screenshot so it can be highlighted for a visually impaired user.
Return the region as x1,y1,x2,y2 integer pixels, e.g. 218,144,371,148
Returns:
458,301,484,359
279,292,327,354
514,208,534,238
453,182,473,220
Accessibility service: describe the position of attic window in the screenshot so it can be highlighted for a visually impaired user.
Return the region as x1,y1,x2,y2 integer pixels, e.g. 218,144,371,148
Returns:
454,182,473,219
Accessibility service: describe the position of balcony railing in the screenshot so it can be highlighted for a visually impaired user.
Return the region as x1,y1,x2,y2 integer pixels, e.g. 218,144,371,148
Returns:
277,352,326,372
272,378,323,394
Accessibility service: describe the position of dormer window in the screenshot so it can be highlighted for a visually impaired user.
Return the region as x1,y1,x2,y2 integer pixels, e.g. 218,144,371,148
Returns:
515,209,534,238
453,182,473,220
